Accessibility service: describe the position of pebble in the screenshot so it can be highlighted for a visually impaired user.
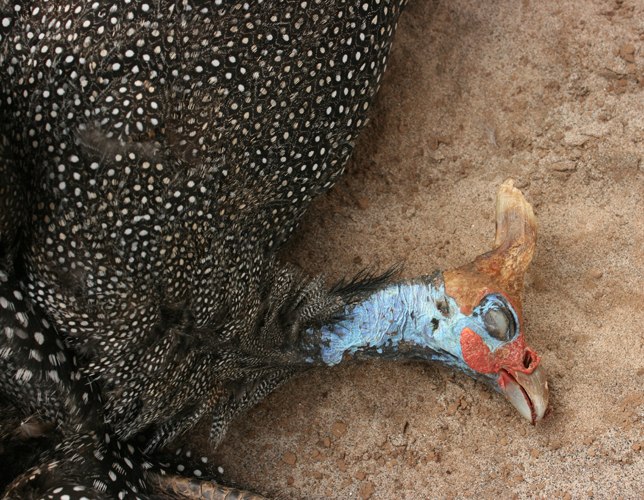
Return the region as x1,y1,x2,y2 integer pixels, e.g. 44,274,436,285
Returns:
531,449,540,459
446,401,459,416
356,198,370,210
340,479,352,489
620,43,636,63
587,270,603,280
359,482,376,500
332,422,347,438
283,452,297,466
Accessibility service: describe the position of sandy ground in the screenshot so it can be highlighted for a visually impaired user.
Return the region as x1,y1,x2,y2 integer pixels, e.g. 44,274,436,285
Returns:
186,0,644,498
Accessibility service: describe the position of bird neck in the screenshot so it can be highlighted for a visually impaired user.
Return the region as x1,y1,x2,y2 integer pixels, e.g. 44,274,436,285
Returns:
292,272,474,373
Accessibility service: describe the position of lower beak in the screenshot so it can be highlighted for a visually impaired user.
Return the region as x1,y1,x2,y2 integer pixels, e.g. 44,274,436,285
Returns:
499,366,549,425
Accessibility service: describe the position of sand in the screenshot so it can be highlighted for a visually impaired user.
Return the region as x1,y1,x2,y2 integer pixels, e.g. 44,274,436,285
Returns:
186,0,644,498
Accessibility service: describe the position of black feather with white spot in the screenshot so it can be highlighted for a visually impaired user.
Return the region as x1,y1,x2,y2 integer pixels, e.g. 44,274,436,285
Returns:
1,0,408,497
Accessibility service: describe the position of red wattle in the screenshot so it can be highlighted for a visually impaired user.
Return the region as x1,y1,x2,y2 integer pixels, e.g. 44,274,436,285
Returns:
460,327,540,375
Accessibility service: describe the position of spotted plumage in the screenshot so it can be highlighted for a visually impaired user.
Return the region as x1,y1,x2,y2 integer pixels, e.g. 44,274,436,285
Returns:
1,0,409,498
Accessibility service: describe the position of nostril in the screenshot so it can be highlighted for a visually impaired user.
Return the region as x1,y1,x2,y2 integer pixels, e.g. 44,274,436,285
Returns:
523,350,533,369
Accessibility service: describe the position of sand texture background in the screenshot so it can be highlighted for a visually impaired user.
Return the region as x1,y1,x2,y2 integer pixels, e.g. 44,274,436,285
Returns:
186,0,644,498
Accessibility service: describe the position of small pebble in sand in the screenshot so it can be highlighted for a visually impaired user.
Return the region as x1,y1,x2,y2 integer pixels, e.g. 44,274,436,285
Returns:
332,422,347,438
356,198,370,210
359,482,376,500
283,452,297,466
619,43,635,63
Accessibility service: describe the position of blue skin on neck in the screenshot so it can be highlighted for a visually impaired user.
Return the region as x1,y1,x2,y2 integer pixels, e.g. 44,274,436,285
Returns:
301,273,519,391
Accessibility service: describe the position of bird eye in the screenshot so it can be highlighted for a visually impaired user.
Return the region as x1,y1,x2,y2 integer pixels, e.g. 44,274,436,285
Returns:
476,295,516,342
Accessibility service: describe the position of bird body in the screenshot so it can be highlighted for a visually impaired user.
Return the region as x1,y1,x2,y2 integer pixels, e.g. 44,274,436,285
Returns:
1,0,408,447
0,0,548,498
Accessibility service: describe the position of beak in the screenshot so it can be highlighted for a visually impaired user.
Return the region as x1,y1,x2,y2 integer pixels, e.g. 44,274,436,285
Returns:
499,366,549,425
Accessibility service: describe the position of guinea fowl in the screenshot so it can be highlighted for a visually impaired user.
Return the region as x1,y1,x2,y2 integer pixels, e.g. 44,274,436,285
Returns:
0,0,549,499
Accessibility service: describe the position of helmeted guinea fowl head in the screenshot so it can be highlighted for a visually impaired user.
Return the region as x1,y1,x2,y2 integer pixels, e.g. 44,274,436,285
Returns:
304,180,548,424
443,179,548,424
